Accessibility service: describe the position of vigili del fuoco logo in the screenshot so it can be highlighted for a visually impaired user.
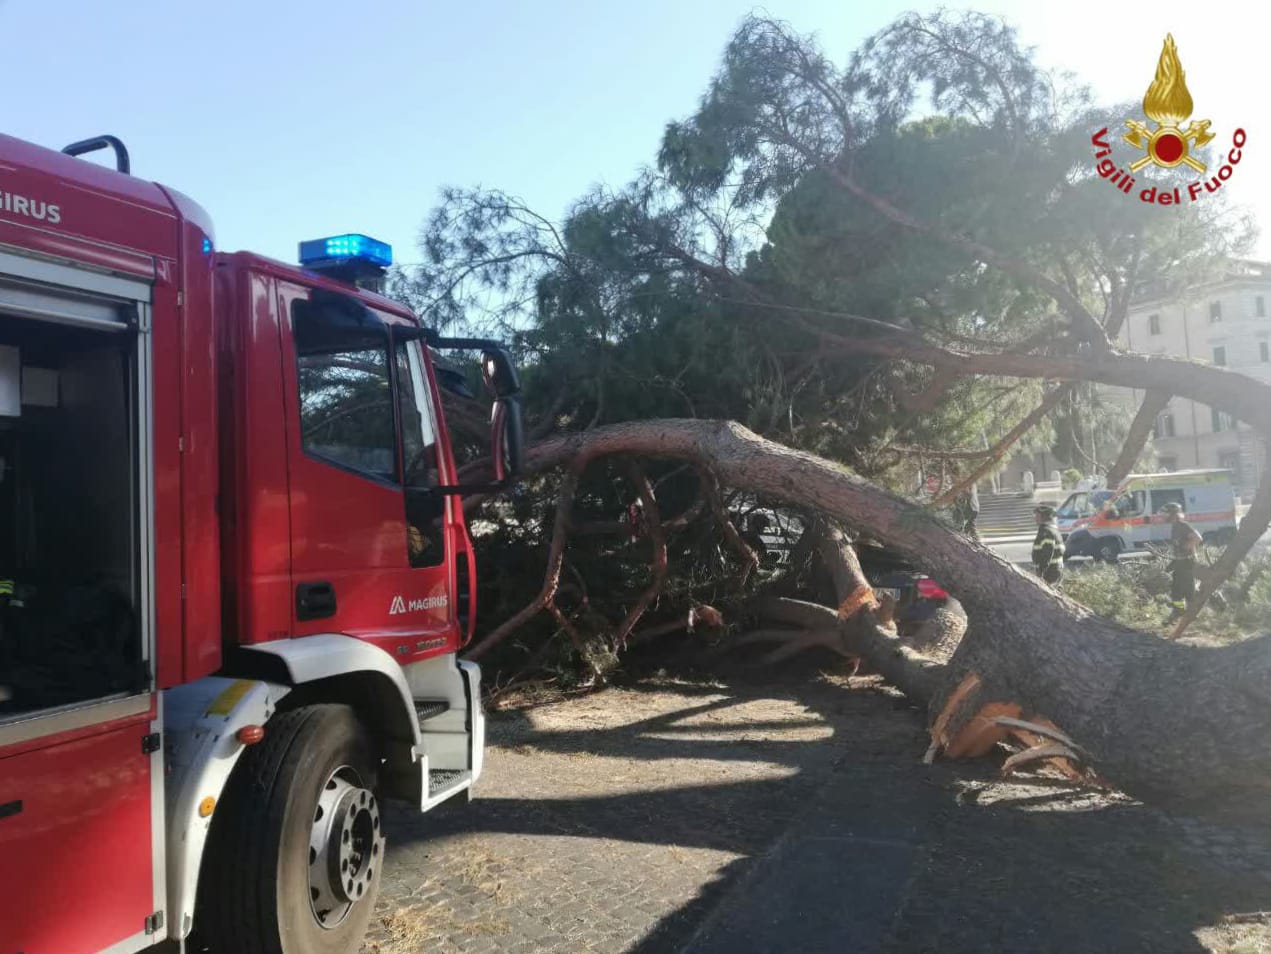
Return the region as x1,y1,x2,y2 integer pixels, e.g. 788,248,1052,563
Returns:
1091,34,1246,205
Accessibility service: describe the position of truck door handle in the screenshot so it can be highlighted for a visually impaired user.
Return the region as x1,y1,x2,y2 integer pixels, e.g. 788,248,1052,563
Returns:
296,582,337,621
0,799,22,820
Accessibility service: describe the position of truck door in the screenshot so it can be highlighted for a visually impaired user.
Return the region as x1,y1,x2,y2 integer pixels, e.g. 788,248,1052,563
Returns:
1106,487,1149,548
279,283,458,660
0,256,163,953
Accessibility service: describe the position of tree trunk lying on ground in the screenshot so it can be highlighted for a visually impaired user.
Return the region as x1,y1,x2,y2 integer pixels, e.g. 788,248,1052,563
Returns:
482,418,1271,809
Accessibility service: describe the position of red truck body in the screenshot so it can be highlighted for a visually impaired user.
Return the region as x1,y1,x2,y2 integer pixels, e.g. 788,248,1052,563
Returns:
0,133,504,954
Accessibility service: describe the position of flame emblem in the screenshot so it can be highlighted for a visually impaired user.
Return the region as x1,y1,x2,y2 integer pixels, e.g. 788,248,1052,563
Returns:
1123,35,1214,173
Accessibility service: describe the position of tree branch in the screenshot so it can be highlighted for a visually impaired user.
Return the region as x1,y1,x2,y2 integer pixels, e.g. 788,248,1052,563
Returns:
491,417,1271,801
931,385,1071,508
1106,391,1170,487
465,465,581,660
699,466,760,585
611,463,668,649
895,366,960,414
819,162,1110,352
767,308,1271,434
1172,473,1271,638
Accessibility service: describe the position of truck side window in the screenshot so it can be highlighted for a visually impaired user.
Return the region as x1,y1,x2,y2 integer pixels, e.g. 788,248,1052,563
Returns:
1151,489,1186,514
296,340,397,484
395,340,445,567
1115,491,1145,517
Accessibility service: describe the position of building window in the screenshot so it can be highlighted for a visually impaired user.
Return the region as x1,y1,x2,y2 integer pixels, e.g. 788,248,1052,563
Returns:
1148,313,1161,335
1258,296,1267,317
1219,451,1241,474
1213,345,1227,366
1154,412,1175,439
1158,455,1177,472
1212,408,1235,432
1210,301,1223,322
1262,340,1269,363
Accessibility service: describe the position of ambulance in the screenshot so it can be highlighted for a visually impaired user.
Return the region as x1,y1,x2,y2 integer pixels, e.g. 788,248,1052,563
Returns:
1063,470,1238,562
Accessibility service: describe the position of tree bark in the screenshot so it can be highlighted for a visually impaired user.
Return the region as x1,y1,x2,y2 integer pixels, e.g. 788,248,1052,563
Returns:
1106,390,1170,487
499,418,1271,807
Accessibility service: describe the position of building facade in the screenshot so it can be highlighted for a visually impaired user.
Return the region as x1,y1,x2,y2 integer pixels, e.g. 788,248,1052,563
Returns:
1118,262,1271,497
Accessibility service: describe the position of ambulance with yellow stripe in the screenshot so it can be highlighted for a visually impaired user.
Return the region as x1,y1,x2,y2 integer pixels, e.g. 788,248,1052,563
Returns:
1063,470,1238,562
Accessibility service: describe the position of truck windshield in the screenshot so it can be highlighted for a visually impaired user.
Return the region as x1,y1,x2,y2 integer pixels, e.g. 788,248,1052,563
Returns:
1058,493,1088,518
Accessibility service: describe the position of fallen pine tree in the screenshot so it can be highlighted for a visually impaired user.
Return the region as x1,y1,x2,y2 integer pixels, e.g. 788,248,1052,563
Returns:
397,13,1271,813
465,418,1271,810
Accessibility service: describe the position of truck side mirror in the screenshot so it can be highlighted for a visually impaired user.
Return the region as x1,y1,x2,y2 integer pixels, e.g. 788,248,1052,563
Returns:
491,396,524,481
481,347,523,481
480,348,521,399
409,329,526,496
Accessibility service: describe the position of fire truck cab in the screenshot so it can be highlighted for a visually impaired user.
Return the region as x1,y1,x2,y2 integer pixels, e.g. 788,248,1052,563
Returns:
0,134,520,954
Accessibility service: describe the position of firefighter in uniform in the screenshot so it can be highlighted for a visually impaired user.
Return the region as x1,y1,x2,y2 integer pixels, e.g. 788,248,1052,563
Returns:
1031,503,1065,585
1163,502,1202,621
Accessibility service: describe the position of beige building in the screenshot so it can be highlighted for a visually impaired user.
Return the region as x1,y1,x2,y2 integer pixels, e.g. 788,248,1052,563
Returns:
1117,261,1271,497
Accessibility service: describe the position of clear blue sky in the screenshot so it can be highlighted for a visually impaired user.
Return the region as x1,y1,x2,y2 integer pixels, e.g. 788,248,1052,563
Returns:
3,0,1263,264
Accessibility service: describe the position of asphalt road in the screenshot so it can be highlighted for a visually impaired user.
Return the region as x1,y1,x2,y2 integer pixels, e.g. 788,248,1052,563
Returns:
361,670,1271,954
989,525,1271,567
986,538,1091,566
989,537,1161,567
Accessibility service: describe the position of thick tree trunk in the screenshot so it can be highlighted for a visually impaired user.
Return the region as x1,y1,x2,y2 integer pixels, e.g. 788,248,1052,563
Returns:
506,418,1271,807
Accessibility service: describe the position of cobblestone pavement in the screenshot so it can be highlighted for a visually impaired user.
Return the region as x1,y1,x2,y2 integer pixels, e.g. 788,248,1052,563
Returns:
361,670,1271,954
361,672,915,954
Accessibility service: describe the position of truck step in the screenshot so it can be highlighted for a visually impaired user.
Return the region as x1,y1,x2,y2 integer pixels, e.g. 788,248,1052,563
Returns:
414,700,449,726
428,769,471,797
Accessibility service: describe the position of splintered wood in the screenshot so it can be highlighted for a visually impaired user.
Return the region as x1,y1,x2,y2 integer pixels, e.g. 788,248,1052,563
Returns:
836,586,879,620
925,670,1089,782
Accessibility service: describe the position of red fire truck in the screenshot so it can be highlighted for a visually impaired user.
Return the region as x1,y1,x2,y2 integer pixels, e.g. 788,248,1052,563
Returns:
0,134,523,954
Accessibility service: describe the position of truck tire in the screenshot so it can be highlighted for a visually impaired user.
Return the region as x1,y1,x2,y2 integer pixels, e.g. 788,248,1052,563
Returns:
1095,538,1121,563
195,704,384,954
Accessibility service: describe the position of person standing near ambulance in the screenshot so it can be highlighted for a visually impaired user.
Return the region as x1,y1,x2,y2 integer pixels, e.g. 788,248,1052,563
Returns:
1031,504,1065,585
1163,502,1202,620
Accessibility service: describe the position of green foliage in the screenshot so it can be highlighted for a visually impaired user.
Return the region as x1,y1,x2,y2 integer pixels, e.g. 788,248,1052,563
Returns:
1062,469,1083,490
1062,551,1271,643
392,10,1258,670
1062,562,1172,631
398,12,1251,487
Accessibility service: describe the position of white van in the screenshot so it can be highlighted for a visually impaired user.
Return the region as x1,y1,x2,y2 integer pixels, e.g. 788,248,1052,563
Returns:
1064,470,1238,561
1056,489,1115,535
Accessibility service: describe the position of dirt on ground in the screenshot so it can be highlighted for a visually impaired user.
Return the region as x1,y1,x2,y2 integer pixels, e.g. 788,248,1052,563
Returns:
362,661,1271,954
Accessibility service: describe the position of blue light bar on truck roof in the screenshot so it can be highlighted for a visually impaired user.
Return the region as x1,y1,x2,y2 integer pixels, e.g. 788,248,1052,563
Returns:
298,234,393,270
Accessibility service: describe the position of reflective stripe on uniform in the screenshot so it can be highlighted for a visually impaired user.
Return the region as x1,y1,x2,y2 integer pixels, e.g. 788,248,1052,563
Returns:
1033,526,1065,569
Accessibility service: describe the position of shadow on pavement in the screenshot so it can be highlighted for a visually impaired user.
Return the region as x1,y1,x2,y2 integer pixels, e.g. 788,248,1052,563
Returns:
389,667,1271,953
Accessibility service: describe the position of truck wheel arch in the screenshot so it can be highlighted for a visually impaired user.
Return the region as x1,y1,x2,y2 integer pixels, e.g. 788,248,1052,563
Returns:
164,636,423,940
231,635,422,757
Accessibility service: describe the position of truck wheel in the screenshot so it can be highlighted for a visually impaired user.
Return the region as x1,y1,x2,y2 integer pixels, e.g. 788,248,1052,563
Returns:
196,704,384,954
1095,538,1121,563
